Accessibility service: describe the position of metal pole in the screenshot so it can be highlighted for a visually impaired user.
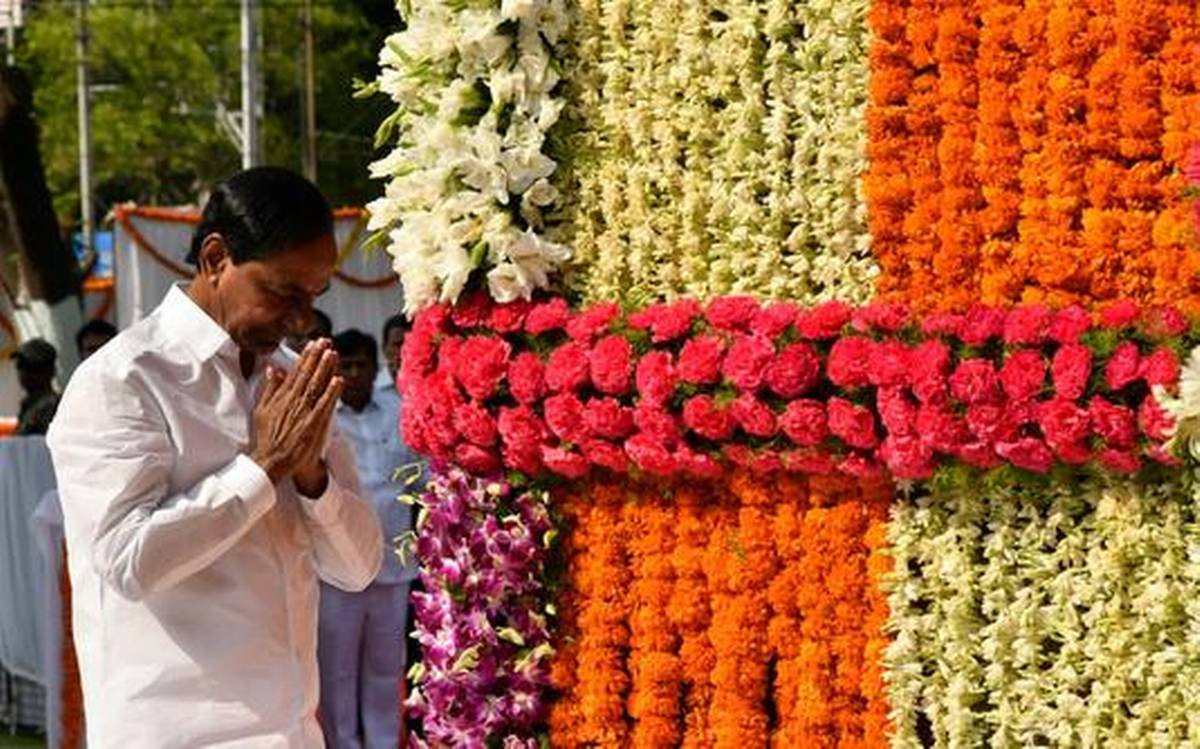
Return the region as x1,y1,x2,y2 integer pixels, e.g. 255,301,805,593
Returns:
6,2,17,67
76,0,93,257
301,0,317,181
240,0,260,168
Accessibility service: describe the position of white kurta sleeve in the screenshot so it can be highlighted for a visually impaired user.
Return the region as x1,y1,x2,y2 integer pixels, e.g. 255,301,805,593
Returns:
47,374,278,602
295,430,384,592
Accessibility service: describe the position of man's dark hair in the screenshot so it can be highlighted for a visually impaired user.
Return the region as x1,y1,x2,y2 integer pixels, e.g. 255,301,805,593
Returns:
332,329,377,363
311,309,332,339
75,318,117,352
186,167,333,266
381,313,410,345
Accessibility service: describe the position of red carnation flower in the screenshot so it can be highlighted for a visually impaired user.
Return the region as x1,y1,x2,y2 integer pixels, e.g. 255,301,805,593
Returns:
1053,440,1092,465
1141,348,1180,389
1048,305,1091,344
1000,350,1046,403
498,405,547,474
453,400,499,446
541,445,591,479
1037,398,1091,448
583,397,635,440
706,296,761,331
525,297,571,335
956,441,1001,469
590,334,634,395
400,327,436,380
1138,395,1175,441
1147,444,1183,466
678,449,724,480
544,341,591,392
949,358,1002,404
910,340,951,404
1100,300,1139,329
966,402,1020,444
677,335,725,385
731,394,777,438
838,453,884,480
797,301,852,339
780,400,828,446
1051,344,1092,400
960,305,1006,347
450,291,493,328
682,395,736,441
635,350,676,406
634,402,682,447
995,437,1054,473
630,299,701,343
412,302,451,336
453,335,512,400
879,434,935,479
508,352,546,405
827,397,878,450
852,302,910,333
582,439,628,473
1003,305,1051,345
722,334,775,391
1098,448,1141,474
916,404,967,453
751,302,801,338
1158,306,1188,336
624,434,678,475
435,336,463,375
544,393,587,443
1089,397,1137,449
765,342,821,399
748,450,783,476
453,443,502,474
1105,341,1142,391
722,444,755,468
826,336,875,389
868,340,911,388
876,387,917,437
920,312,965,338
566,302,620,342
488,299,532,333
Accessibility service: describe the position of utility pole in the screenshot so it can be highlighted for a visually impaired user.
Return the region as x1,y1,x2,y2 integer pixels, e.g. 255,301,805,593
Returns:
76,0,92,257
240,0,260,168
301,0,317,181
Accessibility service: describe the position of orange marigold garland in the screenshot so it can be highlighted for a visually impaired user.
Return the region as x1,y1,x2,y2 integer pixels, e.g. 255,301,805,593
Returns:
668,486,717,748
625,497,682,748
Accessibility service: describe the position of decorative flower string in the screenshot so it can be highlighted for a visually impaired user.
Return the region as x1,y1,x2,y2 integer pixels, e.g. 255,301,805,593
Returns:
401,292,1194,484
885,474,1200,745
368,0,572,315
552,0,877,306
404,467,555,748
865,0,1200,313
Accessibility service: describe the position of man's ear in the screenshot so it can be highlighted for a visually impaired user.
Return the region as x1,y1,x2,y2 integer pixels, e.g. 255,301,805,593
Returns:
196,233,232,284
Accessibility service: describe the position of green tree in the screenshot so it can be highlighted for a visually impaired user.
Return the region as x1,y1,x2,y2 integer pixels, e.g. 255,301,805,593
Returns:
18,0,396,222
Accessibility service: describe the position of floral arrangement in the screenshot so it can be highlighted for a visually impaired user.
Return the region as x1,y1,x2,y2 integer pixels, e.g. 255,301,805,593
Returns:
865,0,1200,314
546,471,892,747
365,0,572,316
886,474,1200,746
404,467,555,748
400,292,1192,483
553,0,878,306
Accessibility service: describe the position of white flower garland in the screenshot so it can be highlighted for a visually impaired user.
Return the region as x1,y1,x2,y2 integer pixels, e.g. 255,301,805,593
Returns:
886,476,1200,746
368,0,571,316
553,0,878,305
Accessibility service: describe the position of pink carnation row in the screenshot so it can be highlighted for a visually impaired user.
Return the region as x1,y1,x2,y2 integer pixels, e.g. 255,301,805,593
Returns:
398,293,1188,481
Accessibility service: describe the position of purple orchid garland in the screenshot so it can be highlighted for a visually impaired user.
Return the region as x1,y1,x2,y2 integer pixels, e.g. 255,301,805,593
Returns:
405,465,556,748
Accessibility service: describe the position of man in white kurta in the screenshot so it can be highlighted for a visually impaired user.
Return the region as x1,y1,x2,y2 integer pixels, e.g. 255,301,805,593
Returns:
45,167,384,748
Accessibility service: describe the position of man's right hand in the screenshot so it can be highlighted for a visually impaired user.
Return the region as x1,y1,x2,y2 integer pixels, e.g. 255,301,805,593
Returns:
250,339,343,485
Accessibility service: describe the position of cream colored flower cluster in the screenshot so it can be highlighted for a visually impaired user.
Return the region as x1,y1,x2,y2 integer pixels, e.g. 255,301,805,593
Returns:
552,0,878,305
368,0,571,315
886,477,1200,746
